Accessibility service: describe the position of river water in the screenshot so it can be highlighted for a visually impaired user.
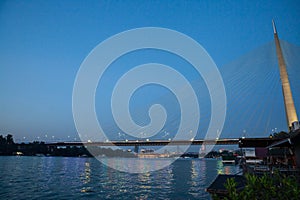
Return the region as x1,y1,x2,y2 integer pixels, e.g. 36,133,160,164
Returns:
0,156,240,199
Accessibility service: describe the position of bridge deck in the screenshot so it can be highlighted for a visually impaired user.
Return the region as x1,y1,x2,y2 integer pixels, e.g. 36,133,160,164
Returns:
47,139,240,147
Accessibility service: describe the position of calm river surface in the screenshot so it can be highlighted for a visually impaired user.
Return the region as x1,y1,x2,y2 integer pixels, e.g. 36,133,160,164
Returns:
0,156,240,199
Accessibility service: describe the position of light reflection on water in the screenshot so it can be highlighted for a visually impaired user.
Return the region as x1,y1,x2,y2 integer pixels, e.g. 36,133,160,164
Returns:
100,157,174,173
0,157,240,200
80,162,92,193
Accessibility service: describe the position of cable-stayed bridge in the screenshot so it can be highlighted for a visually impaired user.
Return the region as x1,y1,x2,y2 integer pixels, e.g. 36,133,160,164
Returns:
49,21,299,149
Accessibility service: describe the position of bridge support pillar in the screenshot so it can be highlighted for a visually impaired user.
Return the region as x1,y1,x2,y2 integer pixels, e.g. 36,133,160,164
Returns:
134,145,139,153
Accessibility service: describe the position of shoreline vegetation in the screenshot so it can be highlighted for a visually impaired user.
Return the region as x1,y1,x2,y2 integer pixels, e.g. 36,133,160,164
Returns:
0,134,135,157
213,172,300,200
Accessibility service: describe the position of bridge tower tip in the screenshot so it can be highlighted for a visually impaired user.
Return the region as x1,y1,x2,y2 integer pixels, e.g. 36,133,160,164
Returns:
272,19,277,34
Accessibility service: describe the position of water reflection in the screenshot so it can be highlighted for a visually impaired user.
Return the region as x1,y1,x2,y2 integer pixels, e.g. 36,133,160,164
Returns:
99,157,174,173
216,159,240,175
191,160,201,187
138,172,151,189
0,157,241,200
217,159,223,174
80,161,93,193
83,162,91,184
137,172,151,199
188,159,211,199
224,165,231,174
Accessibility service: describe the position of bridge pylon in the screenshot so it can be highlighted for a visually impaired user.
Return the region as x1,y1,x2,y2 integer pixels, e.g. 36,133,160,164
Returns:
272,20,299,131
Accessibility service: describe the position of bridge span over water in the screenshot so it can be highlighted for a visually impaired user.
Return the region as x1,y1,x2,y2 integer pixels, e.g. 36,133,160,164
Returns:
46,138,277,148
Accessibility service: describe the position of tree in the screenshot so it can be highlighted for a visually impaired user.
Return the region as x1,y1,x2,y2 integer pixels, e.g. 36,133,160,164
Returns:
6,134,14,144
0,135,5,145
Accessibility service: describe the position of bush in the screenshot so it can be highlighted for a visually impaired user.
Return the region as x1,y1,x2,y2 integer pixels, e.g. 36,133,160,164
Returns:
213,172,300,200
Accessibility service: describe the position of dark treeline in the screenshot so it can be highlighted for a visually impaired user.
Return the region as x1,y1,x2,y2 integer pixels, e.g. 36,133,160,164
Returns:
0,134,14,145
0,134,135,158
0,134,15,155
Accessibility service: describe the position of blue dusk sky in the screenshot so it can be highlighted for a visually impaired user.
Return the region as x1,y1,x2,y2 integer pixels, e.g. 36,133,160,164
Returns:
0,0,300,142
